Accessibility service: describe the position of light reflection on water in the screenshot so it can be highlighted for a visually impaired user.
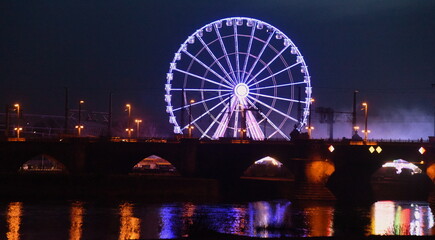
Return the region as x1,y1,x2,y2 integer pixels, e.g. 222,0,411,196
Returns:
69,202,84,240
1,200,435,239
6,202,22,240
371,201,435,235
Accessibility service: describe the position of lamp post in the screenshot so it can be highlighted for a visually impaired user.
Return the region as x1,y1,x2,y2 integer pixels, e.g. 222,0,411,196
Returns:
75,125,84,136
135,119,142,139
125,128,133,140
14,104,20,138
352,90,359,136
125,104,132,141
14,127,22,139
307,98,315,139
188,99,194,138
362,102,368,142
77,100,84,136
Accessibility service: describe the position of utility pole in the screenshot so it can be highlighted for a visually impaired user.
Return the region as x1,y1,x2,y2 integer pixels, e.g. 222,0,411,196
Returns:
108,92,112,138
64,87,69,135
4,104,10,137
352,90,358,136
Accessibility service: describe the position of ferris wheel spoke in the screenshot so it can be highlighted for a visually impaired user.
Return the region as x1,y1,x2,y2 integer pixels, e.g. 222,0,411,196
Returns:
246,44,291,86
196,35,236,85
243,29,276,83
248,62,301,88
247,95,298,123
200,102,230,139
173,68,232,89
182,95,231,130
173,92,232,112
172,88,232,92
234,24,241,82
250,81,305,91
250,92,301,103
240,22,256,82
214,24,238,82
212,97,239,139
182,50,234,87
246,98,289,140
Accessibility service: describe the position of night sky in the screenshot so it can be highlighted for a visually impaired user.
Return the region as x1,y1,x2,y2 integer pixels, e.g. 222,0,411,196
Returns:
1,0,434,139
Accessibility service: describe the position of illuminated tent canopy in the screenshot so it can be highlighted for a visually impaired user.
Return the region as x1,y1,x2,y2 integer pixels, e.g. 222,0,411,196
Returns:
243,156,293,179
132,155,176,173
382,159,422,175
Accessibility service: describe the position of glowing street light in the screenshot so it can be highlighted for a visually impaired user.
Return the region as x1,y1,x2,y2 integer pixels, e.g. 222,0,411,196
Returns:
14,104,20,119
135,119,142,138
189,99,195,138
14,127,22,138
125,104,132,141
362,102,368,142
125,128,134,140
77,100,84,136
14,103,21,138
307,98,315,139
75,125,84,136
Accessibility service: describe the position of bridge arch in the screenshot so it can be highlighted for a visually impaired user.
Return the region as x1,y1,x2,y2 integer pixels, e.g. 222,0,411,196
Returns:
19,154,68,173
131,155,178,174
242,156,294,180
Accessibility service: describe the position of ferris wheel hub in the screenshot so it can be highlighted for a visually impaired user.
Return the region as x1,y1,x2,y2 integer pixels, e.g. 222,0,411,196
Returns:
234,83,249,98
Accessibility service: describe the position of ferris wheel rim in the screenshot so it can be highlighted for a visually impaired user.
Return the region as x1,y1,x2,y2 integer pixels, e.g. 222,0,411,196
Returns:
165,16,312,140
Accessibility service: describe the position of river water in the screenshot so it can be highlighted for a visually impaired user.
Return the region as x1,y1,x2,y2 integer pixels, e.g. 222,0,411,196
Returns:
1,199,435,239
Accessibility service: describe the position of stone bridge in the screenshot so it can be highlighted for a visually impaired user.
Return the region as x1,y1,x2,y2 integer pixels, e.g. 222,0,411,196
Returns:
1,139,434,181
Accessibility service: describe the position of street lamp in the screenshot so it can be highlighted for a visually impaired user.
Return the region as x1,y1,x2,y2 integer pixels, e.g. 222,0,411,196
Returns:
75,125,84,136
125,128,134,140
362,102,369,142
307,98,315,139
14,127,22,139
135,119,142,138
77,100,84,136
125,104,132,141
14,103,20,119
189,99,195,138
14,104,21,138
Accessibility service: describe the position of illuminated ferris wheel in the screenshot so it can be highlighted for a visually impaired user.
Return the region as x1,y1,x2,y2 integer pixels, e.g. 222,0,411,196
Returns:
165,17,312,140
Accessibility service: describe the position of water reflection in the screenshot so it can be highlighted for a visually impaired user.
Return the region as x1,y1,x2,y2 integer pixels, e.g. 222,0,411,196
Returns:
69,202,84,240
372,201,435,235
304,205,334,236
2,200,435,239
119,203,141,240
6,202,22,240
248,201,291,237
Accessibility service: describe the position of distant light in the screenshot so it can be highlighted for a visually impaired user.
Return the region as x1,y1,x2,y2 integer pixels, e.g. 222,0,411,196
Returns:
328,145,335,153
419,147,426,155
376,146,382,154
369,146,375,153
